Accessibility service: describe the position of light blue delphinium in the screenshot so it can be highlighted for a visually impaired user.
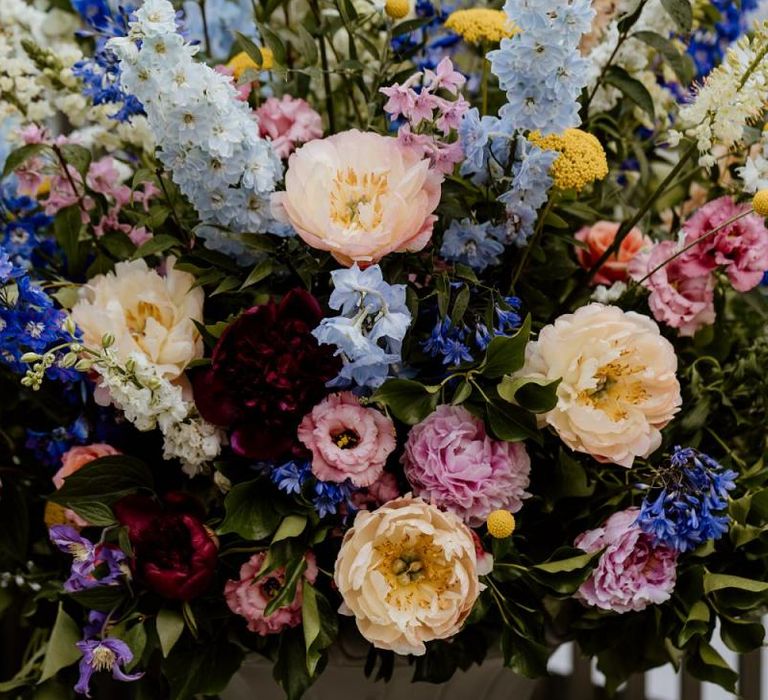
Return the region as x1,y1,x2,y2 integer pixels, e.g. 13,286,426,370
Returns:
440,219,505,271
313,265,412,389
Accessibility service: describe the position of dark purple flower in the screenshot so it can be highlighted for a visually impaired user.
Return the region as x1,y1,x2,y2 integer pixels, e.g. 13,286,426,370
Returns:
74,638,142,698
49,525,126,592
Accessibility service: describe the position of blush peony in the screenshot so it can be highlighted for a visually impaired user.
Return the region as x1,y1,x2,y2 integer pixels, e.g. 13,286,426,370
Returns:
575,220,651,286
298,392,396,487
575,508,678,613
521,303,681,467
334,495,485,655
272,129,442,266
401,405,531,526
225,551,318,635
71,258,204,381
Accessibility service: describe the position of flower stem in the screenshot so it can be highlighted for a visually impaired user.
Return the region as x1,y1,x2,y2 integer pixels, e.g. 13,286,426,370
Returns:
481,53,490,116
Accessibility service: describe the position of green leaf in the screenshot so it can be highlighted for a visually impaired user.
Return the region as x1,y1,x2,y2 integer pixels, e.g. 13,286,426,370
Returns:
58,144,92,181
264,557,307,616
719,616,764,653
132,234,180,259
240,258,273,290
235,31,264,66
703,573,768,595
156,609,185,658
218,479,281,541
533,549,598,574
686,639,738,692
451,379,472,405
274,628,314,700
256,22,287,65
123,620,147,671
660,0,693,33
39,604,82,682
2,143,51,178
480,315,531,379
69,586,127,612
603,65,655,120
371,379,440,425
163,640,244,700
47,455,153,508
678,601,710,646
632,30,694,84
485,400,540,443
301,583,337,677
67,501,117,527
54,205,84,274
497,376,560,413
294,24,319,66
451,285,470,323
501,629,549,677
391,16,431,37
272,514,307,543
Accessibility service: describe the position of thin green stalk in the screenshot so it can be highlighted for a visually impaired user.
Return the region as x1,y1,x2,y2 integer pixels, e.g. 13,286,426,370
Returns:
480,53,490,116
309,0,337,133
508,199,552,293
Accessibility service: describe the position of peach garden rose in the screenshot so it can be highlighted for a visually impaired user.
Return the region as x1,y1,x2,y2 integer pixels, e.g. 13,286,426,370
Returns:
575,220,651,286
272,129,443,266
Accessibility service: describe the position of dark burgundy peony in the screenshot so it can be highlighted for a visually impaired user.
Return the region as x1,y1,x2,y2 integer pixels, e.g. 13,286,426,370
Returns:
191,288,341,460
113,493,218,601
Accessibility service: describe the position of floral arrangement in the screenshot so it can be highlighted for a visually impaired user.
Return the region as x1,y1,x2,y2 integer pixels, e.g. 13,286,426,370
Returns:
3,0,768,698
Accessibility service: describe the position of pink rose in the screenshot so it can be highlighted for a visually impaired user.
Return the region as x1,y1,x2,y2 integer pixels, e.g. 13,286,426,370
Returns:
575,221,651,286
575,508,678,614
224,552,318,635
629,241,716,337
401,405,531,527
54,444,121,527
255,95,323,158
678,196,768,292
298,392,396,487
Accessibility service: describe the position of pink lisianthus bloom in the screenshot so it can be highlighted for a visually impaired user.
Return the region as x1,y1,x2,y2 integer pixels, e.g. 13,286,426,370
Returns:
575,220,652,286
224,552,318,635
678,196,768,292
53,444,122,527
575,508,678,614
298,392,396,487
401,405,531,527
255,96,323,159
349,471,401,511
629,241,716,337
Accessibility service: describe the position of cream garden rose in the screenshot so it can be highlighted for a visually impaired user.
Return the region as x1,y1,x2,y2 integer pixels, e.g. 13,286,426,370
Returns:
521,303,681,467
272,129,442,266
71,258,204,381
334,495,485,655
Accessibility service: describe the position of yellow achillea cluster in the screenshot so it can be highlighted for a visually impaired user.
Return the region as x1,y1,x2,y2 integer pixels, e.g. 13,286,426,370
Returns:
529,128,609,193
227,48,274,79
445,8,517,45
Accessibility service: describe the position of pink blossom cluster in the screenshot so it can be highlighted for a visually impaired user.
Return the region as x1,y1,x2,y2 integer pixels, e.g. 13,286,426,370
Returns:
575,508,678,614
380,57,469,175
630,196,768,336
255,95,323,159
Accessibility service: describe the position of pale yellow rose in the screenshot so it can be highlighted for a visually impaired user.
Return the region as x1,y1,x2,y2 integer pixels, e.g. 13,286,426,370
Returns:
71,258,204,381
333,495,485,655
272,129,442,267
521,303,681,467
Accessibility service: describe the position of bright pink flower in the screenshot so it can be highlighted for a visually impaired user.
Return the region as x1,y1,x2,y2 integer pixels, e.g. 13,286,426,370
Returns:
255,96,323,159
224,552,318,635
629,241,716,337
402,405,531,527
679,196,768,292
575,508,678,614
298,391,396,487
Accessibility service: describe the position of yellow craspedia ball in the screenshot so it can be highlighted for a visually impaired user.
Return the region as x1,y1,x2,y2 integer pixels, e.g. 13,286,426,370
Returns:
529,128,609,193
385,0,410,20
227,48,274,79
753,190,768,217
486,510,516,539
445,8,518,45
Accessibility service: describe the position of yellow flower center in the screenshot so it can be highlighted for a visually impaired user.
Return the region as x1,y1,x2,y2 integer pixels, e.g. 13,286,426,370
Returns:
329,168,389,232
375,532,454,611
445,9,518,45
578,355,648,421
332,429,360,449
125,300,170,340
91,645,117,673
529,129,609,193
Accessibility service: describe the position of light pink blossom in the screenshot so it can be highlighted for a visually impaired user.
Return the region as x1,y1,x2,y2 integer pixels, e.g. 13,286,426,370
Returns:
224,552,318,635
401,405,531,526
424,56,466,95
629,241,716,337
255,95,323,159
298,392,396,487
575,508,678,614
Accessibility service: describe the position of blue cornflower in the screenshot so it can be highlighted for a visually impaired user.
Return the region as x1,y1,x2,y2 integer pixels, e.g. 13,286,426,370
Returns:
270,460,356,519
440,219,506,272
495,296,522,333
421,317,473,366
441,338,473,365
312,479,356,519
636,446,737,553
271,460,311,496
26,416,89,467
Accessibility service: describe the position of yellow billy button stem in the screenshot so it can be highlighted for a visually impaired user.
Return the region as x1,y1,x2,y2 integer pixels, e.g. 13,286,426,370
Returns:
752,190,768,217
486,510,516,539
385,0,410,20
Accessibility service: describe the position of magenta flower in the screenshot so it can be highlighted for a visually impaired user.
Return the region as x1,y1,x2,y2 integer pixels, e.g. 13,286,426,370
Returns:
401,405,531,526
575,508,678,614
74,638,142,698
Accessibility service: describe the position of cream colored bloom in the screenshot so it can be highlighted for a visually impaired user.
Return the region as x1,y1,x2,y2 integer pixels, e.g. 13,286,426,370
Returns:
272,129,442,266
334,495,485,655
521,303,681,467
72,258,204,381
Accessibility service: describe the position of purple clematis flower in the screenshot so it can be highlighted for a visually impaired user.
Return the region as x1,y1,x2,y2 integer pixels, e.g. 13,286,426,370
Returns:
74,638,142,697
49,525,127,592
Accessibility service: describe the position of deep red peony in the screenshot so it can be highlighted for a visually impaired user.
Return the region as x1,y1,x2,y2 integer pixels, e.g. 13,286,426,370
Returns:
191,289,341,460
113,493,218,601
